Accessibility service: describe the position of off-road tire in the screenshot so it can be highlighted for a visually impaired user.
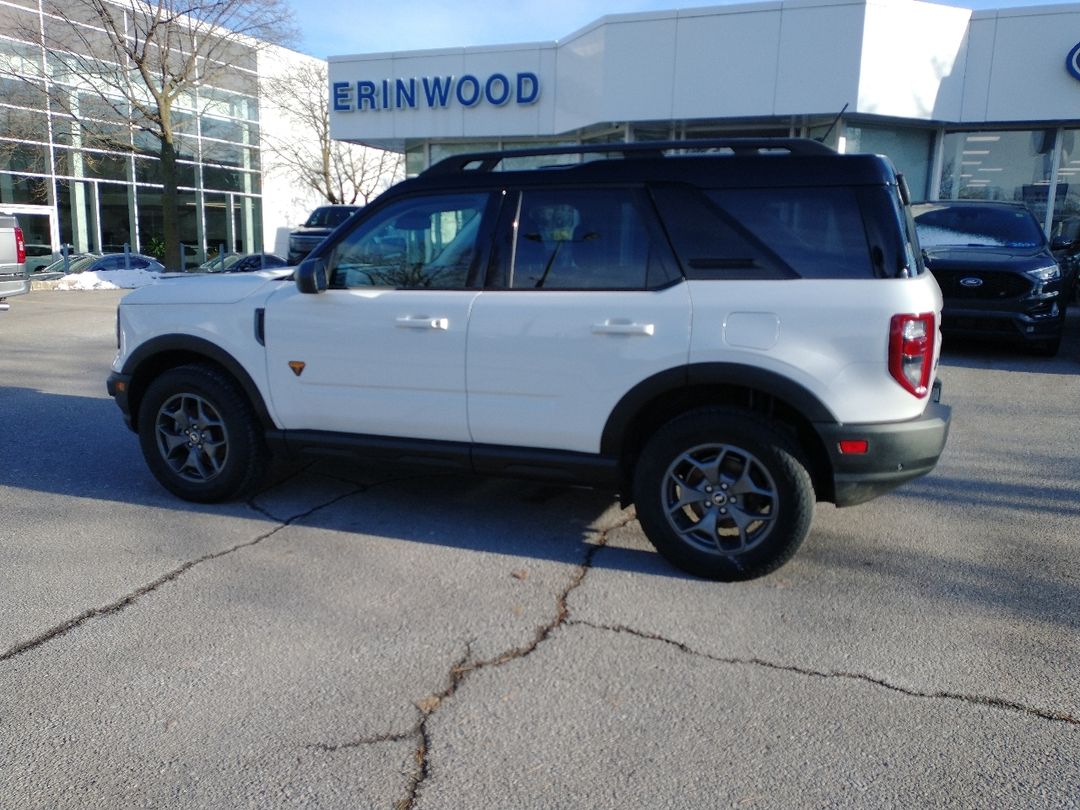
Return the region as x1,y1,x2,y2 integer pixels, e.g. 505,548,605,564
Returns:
137,364,268,502
633,408,815,581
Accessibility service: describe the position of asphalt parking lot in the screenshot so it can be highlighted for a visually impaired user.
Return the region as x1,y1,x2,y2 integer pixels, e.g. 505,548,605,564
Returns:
2,289,1079,808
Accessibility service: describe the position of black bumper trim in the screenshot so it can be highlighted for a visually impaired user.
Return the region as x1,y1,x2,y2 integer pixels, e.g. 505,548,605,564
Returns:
107,372,136,431
816,400,952,507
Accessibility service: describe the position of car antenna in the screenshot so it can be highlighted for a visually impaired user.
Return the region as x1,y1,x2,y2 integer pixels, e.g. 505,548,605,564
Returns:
816,103,849,144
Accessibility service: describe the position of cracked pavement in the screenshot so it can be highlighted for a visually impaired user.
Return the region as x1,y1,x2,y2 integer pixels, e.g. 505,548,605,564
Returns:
2,290,1079,808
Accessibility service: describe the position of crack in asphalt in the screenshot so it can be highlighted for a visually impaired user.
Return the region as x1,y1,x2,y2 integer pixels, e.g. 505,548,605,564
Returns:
0,477,365,665
307,513,637,810
571,619,1080,728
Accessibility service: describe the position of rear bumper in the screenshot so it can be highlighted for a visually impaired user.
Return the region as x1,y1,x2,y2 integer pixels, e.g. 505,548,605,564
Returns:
817,388,951,507
942,298,1065,342
0,275,30,299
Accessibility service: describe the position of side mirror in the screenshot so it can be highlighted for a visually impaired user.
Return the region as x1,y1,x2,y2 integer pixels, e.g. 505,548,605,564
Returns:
1050,236,1073,251
295,257,328,294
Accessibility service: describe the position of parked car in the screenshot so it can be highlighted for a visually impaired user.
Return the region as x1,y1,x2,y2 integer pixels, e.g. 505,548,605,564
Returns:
199,252,289,273
109,139,951,582
913,200,1067,356
35,253,99,275
24,243,56,273
73,253,166,274
287,205,361,264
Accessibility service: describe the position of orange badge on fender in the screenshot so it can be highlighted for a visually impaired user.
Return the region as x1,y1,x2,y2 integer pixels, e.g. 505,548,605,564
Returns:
288,361,306,377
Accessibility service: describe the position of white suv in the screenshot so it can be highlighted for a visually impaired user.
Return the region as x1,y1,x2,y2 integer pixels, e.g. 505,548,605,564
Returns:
108,140,951,580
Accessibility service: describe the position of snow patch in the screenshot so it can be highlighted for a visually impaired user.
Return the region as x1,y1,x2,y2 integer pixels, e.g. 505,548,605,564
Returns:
54,269,160,290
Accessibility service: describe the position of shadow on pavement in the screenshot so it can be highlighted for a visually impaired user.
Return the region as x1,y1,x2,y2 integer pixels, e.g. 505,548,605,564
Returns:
0,386,682,580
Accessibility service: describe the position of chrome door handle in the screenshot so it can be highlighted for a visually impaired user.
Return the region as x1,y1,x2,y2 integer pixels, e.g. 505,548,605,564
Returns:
591,320,655,336
396,316,449,330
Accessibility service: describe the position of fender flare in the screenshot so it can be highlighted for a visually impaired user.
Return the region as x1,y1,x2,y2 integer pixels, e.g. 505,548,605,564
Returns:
600,362,837,457
121,333,274,430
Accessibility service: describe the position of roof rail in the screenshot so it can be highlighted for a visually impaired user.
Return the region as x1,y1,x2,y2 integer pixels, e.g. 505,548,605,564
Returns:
422,138,836,175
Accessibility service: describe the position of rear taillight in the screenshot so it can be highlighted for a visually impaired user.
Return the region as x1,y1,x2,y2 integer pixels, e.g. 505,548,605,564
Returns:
14,226,26,264
889,313,935,398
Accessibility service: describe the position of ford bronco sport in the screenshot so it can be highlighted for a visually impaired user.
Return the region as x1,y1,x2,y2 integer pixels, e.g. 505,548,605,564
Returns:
108,140,951,581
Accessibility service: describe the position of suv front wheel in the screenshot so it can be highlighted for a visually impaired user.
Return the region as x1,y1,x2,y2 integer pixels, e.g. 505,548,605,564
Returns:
137,364,268,502
633,408,815,581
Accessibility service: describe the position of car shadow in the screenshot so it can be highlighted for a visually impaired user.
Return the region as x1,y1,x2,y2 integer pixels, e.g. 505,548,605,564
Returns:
0,386,683,580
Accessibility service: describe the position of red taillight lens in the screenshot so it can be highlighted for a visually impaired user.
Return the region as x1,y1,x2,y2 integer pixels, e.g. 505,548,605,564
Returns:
14,226,26,264
838,439,869,455
889,313,935,398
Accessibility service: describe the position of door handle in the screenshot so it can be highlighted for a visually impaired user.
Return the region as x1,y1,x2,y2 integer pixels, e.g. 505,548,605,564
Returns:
591,320,655,336
396,316,449,330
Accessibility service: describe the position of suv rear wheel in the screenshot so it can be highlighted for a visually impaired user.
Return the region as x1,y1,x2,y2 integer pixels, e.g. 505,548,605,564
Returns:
633,408,814,581
137,364,267,502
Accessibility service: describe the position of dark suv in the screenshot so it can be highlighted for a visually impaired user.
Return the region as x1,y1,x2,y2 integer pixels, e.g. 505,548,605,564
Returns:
913,200,1067,356
287,205,361,264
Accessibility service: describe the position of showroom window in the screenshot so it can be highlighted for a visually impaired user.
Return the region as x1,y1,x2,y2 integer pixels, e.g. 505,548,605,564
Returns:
1053,129,1080,234
938,130,1057,227
846,125,934,200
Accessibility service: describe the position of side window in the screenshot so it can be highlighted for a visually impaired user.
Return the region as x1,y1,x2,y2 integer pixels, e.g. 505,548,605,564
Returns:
650,185,796,280
328,193,488,289
706,188,874,279
505,188,674,290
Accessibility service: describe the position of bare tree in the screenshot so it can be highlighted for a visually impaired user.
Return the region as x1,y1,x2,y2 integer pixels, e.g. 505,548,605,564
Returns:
262,59,403,207
7,0,295,269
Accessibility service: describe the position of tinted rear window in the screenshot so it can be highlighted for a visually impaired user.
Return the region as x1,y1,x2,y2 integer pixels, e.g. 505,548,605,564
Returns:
707,188,874,279
653,184,907,280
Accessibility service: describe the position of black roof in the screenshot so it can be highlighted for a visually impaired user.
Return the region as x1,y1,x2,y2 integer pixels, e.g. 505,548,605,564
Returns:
393,138,900,195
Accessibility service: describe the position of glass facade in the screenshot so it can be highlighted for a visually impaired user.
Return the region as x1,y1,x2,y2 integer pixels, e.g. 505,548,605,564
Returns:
845,125,934,200
0,0,264,268
937,128,1075,236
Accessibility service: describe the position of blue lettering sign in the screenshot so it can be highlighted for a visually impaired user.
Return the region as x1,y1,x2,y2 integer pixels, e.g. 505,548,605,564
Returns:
456,74,482,107
335,72,543,112
485,73,511,106
332,81,352,112
423,76,453,108
1068,42,1080,82
516,72,540,105
396,78,416,109
356,80,377,111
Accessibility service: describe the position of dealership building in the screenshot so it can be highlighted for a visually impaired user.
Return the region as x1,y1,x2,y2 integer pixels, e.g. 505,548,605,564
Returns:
328,0,1080,237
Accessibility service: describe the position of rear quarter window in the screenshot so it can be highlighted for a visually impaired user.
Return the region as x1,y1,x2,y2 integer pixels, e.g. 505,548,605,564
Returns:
706,187,873,279
652,184,906,280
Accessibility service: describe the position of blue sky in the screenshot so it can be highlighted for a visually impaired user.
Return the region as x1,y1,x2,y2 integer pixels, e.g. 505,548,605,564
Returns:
288,0,1075,58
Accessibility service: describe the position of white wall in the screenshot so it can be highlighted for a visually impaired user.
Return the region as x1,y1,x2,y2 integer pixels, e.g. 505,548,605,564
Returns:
327,0,1080,148
963,4,1080,122
257,45,331,256
856,0,972,120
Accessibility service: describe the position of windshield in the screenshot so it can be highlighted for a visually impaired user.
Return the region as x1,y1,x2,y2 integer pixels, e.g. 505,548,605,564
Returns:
65,255,98,273
913,204,1045,249
304,207,357,228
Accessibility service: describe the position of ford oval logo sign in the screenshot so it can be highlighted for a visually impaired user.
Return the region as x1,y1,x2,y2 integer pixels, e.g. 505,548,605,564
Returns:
960,276,984,288
1069,42,1080,81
